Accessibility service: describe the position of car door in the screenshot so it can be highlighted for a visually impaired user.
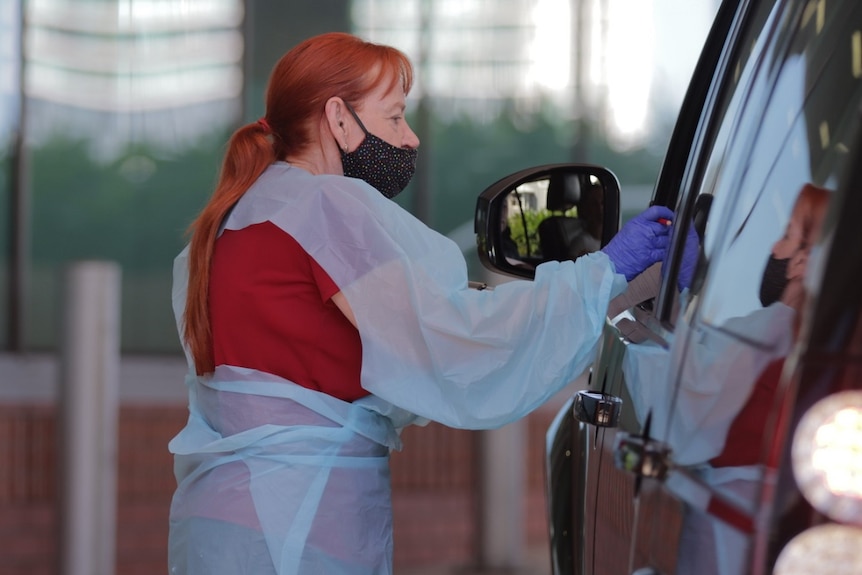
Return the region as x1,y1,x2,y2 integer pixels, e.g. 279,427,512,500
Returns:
617,0,862,573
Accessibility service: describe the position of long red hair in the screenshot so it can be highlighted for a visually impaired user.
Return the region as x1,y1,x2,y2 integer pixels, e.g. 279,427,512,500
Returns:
183,32,414,374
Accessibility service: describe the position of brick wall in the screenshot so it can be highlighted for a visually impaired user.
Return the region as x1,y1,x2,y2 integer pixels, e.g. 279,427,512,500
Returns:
0,404,554,574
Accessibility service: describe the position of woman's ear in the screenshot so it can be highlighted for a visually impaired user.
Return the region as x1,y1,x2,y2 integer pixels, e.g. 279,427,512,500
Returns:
324,97,349,151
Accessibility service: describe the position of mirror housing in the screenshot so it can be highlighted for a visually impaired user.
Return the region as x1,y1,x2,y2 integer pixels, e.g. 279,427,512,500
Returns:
475,164,621,280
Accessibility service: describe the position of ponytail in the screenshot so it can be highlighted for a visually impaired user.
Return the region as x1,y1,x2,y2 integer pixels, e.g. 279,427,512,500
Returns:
183,122,275,374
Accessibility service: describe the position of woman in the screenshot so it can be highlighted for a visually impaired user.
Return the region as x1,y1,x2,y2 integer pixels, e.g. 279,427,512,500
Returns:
168,32,673,574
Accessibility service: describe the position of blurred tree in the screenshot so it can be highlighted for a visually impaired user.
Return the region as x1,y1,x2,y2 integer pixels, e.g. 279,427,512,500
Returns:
27,132,230,351
30,134,227,271
30,106,663,270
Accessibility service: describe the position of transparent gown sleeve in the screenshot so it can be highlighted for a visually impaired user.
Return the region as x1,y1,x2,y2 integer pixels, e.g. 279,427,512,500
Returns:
344,253,623,429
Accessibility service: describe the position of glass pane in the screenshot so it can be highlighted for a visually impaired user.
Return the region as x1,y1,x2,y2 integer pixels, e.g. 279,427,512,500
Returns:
699,0,862,335
24,0,244,351
0,0,21,350
665,0,781,327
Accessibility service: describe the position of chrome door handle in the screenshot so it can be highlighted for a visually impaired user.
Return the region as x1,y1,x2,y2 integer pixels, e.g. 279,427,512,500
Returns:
572,390,622,427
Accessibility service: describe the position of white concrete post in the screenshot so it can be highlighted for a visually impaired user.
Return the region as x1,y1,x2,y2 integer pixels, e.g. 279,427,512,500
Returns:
58,261,121,575
479,421,527,570
475,267,526,571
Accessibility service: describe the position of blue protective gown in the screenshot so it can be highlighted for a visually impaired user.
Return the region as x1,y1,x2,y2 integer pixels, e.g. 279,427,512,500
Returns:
168,162,626,574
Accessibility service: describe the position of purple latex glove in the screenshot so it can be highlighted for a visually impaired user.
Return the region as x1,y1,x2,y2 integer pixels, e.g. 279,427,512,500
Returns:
677,220,700,291
602,205,674,281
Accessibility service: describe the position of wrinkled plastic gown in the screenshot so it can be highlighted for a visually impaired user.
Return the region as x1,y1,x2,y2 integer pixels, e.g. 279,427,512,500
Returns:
168,162,626,574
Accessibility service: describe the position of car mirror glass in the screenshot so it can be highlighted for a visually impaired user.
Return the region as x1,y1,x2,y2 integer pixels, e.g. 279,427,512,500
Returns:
475,164,621,280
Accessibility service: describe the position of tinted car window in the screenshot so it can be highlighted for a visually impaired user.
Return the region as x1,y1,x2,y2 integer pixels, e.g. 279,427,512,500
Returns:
660,0,781,327
698,0,861,337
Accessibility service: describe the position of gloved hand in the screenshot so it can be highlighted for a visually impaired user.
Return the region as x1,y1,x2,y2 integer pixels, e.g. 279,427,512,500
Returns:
602,205,674,281
676,220,700,291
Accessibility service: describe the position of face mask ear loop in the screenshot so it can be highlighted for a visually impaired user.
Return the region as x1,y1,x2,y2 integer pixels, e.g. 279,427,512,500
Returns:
343,102,371,137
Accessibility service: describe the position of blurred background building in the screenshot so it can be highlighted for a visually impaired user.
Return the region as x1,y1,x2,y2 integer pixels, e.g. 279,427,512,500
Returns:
0,0,717,573
25,0,244,154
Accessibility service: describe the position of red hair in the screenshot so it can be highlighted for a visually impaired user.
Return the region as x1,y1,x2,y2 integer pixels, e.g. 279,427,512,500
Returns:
793,183,830,249
183,32,414,374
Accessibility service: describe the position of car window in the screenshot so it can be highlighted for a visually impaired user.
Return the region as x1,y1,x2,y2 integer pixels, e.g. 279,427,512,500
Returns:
698,0,861,336
654,0,778,330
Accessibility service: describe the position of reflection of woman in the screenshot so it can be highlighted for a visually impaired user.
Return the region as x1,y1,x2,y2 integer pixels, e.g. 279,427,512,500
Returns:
673,184,831,575
711,183,830,467
758,184,831,313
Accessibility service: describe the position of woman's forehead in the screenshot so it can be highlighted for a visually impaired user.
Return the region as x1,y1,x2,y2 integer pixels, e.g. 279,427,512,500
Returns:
360,82,406,112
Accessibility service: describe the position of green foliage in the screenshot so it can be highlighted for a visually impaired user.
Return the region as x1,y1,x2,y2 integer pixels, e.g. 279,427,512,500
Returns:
25,133,227,351
507,210,547,257
506,208,577,257
27,101,663,271
398,98,665,240
29,134,225,270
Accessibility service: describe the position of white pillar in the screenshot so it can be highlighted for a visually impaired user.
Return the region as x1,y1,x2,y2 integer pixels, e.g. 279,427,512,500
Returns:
474,267,527,571
479,420,526,570
58,261,121,575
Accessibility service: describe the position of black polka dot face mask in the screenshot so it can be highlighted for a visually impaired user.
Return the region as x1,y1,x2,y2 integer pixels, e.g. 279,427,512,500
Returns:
340,103,418,199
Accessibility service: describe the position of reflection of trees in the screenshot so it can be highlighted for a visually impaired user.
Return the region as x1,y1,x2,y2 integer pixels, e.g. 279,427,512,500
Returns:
508,210,551,258
771,0,861,181
30,133,230,272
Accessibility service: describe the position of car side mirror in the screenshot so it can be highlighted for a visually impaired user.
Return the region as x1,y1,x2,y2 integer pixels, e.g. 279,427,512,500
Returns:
474,164,621,280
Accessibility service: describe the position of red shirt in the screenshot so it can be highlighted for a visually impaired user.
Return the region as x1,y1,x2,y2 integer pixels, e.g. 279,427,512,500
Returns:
209,221,367,402
709,358,785,468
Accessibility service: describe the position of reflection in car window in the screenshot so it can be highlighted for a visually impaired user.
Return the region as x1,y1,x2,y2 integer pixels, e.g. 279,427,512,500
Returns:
654,3,862,571
663,0,861,458
699,0,862,336
661,0,780,329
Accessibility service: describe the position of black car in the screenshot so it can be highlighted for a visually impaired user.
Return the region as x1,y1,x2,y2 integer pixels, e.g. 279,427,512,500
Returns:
474,0,862,573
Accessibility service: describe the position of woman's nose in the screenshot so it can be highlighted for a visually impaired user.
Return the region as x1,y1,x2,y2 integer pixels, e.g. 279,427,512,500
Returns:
403,123,420,149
